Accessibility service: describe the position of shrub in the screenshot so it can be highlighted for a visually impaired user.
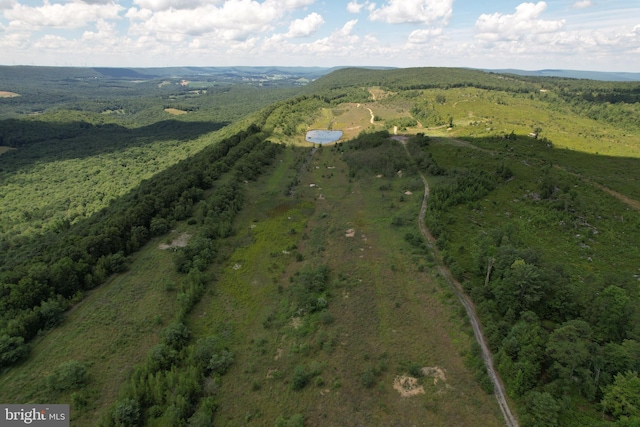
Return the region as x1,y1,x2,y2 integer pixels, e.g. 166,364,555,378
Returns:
47,360,88,392
291,366,310,391
208,349,234,375
0,334,29,368
112,398,140,426
275,413,304,427
361,369,376,388
161,322,190,350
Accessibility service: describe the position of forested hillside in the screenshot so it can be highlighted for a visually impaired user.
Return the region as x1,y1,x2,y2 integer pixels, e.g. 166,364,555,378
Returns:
1,66,640,426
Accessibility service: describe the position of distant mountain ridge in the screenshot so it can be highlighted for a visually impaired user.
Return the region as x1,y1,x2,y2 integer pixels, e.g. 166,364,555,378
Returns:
485,68,640,81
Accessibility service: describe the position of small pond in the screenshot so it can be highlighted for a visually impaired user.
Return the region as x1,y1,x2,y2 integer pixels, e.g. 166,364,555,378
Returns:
305,130,343,144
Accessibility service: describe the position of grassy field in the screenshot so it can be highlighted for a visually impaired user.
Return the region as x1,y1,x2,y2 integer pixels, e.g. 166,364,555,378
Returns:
184,144,504,426
0,140,504,425
0,230,189,425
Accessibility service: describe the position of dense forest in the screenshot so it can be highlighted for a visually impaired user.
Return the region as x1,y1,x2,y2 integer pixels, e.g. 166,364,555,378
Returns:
1,66,640,426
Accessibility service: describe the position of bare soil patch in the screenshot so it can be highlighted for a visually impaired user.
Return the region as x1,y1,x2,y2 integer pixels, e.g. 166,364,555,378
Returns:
0,91,20,98
291,317,302,329
164,108,188,115
391,135,409,143
158,232,191,250
393,375,425,397
422,366,447,385
0,146,16,156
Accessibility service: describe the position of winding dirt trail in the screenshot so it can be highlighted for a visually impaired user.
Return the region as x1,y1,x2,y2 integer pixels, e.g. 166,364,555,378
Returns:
366,107,375,124
399,137,519,427
553,164,640,213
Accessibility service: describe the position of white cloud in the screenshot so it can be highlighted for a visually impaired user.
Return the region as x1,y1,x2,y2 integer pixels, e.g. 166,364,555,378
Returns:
407,27,443,44
5,1,123,30
347,1,361,13
82,19,119,45
261,19,363,60
475,2,565,42
369,0,453,25
125,7,152,21
265,0,315,8
128,0,281,41
347,1,376,14
337,18,358,36
132,0,210,12
285,12,324,37
0,0,15,10
572,0,593,9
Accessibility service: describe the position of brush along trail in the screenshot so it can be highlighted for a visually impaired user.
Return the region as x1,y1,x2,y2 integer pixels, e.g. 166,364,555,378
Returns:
399,135,519,427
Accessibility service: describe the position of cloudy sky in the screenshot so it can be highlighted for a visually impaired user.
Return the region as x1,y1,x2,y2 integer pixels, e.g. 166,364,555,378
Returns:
0,0,638,71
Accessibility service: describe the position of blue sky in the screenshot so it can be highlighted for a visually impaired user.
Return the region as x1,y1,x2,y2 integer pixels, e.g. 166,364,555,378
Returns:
0,0,638,71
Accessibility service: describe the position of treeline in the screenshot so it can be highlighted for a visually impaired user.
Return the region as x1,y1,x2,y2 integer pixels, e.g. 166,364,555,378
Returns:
309,67,537,94
512,75,640,132
0,125,284,370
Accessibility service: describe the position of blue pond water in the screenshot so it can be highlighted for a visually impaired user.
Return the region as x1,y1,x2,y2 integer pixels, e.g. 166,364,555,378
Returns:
305,130,343,144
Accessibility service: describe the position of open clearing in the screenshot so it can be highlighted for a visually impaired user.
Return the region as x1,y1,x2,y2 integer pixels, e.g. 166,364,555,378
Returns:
158,231,191,249
0,146,16,155
188,144,504,426
0,91,20,98
164,107,188,115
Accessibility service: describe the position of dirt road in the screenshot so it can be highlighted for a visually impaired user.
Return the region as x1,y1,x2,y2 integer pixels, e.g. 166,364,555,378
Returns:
401,139,519,427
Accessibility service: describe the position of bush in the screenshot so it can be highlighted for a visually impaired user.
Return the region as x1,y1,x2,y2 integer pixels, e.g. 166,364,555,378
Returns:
275,413,304,427
291,366,310,391
39,297,66,330
208,349,234,375
161,322,190,350
0,334,29,368
361,369,376,388
47,360,88,392
112,398,140,426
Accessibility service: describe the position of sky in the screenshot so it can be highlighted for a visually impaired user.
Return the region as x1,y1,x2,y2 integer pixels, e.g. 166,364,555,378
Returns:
0,0,638,71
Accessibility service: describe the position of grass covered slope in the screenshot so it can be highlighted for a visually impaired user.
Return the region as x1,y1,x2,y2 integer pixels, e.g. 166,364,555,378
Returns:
0,140,505,426
192,144,503,426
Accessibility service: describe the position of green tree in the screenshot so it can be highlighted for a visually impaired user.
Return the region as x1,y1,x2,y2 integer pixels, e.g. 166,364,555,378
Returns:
0,334,29,367
546,319,592,380
601,371,640,419
522,391,560,427
161,322,190,350
492,259,545,314
589,285,632,342
499,311,547,396
112,398,141,426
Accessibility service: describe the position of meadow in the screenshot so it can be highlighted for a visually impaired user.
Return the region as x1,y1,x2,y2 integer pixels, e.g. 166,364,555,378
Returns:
1,66,640,426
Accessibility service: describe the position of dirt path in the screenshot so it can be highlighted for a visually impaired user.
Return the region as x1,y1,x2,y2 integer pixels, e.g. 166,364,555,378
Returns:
553,165,640,213
366,107,374,124
400,138,519,427
433,137,496,155
596,184,640,212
